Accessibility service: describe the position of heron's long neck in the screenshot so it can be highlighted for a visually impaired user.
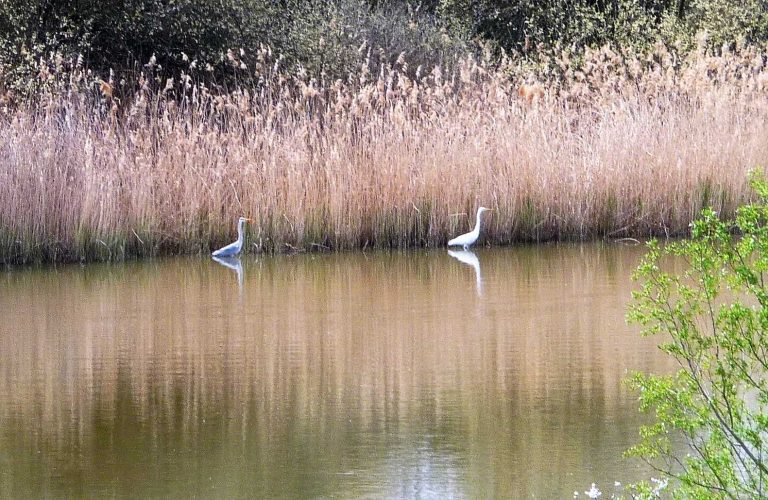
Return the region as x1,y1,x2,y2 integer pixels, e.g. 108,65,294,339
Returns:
237,220,246,245
472,210,484,235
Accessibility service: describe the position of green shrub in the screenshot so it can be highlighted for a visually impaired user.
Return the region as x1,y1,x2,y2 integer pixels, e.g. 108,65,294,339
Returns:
436,0,768,55
0,0,469,95
2,0,767,96
628,176,768,497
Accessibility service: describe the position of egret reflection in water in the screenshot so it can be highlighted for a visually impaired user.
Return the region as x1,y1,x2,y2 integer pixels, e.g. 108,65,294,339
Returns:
212,255,244,290
448,249,482,295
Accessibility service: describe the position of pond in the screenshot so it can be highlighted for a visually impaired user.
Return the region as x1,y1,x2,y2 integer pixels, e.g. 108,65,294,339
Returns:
0,243,673,498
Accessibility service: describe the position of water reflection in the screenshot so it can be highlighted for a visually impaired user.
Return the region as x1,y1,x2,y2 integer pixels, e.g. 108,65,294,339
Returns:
212,255,244,291
0,245,676,498
448,249,482,295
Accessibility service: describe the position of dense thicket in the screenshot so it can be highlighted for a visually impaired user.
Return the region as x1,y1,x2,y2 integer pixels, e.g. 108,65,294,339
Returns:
1,0,767,92
0,0,469,92
439,0,768,52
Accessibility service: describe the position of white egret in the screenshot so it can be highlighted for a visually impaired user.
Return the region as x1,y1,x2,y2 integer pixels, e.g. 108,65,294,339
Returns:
448,207,491,250
212,217,252,257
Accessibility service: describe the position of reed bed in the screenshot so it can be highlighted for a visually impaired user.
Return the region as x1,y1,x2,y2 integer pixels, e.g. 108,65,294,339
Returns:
1,44,767,263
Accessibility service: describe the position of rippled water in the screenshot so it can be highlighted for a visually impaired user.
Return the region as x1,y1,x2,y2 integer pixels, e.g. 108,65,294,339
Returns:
0,244,673,498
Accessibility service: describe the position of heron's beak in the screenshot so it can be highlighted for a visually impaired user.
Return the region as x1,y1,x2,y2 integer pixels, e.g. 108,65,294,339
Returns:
245,218,254,222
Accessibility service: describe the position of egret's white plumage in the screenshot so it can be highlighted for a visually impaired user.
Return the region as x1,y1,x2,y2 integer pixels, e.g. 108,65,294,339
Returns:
448,207,491,250
212,217,252,257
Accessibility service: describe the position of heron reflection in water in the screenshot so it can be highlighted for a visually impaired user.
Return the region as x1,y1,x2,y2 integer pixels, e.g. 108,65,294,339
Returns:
212,255,244,291
448,249,482,296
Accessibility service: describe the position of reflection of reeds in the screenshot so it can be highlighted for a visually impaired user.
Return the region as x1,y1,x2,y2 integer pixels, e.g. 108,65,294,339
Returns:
0,246,676,496
1,45,767,263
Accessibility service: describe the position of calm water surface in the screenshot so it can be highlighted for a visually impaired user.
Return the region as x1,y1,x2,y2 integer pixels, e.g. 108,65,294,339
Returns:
0,244,673,498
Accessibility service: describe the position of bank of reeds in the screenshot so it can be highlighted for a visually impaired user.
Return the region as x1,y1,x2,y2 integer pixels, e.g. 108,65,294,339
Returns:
1,43,767,263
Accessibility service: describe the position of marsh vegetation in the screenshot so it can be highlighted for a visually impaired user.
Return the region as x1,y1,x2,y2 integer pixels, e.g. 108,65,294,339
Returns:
1,42,767,263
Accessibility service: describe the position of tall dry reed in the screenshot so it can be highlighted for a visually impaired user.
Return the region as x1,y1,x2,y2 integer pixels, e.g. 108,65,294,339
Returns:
1,44,767,263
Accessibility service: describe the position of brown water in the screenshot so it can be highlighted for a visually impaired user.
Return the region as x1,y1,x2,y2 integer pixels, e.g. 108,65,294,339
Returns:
0,244,672,498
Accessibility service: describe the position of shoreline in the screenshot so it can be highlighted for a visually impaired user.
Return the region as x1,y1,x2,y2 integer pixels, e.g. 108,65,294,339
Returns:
0,232,678,267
